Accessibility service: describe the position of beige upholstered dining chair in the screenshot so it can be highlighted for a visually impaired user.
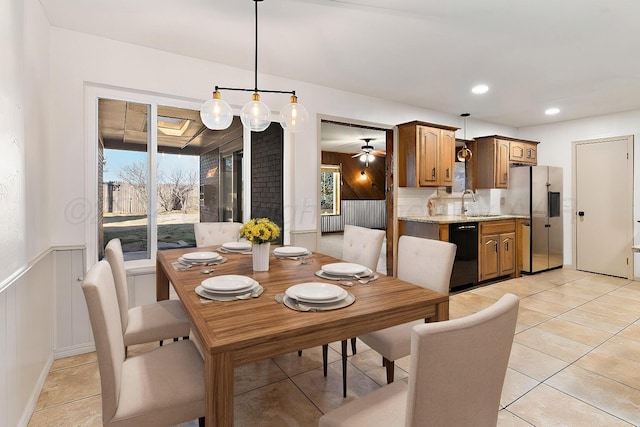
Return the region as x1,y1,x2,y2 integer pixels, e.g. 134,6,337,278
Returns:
81,260,205,427
319,293,519,427
104,239,191,351
359,235,456,383
194,222,242,247
321,224,385,397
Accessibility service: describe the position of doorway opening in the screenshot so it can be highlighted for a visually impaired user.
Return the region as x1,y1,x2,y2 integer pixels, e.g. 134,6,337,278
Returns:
319,119,393,274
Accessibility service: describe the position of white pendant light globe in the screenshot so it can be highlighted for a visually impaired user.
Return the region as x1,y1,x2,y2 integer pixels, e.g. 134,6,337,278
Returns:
200,90,233,130
359,153,367,162
240,92,271,132
279,95,309,132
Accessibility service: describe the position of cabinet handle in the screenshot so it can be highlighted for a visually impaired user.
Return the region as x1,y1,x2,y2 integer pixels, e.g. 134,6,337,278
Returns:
503,173,508,181
432,167,436,178
505,241,509,251
494,242,498,253
446,168,450,178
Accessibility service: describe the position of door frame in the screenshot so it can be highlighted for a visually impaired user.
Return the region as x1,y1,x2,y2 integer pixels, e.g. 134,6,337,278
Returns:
572,135,634,279
317,115,394,272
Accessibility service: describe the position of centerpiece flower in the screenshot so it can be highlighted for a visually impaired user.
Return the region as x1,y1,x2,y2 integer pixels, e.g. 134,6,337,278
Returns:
240,218,280,271
240,218,280,244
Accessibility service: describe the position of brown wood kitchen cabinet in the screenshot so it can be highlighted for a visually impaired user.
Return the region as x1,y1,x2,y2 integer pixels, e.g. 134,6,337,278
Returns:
509,140,538,165
479,220,516,281
469,135,540,189
398,121,458,187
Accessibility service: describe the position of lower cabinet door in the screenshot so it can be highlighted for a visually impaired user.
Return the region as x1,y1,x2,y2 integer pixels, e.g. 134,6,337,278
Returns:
480,234,499,281
500,232,516,275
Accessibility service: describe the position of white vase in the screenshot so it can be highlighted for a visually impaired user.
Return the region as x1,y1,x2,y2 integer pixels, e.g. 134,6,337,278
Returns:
252,242,270,271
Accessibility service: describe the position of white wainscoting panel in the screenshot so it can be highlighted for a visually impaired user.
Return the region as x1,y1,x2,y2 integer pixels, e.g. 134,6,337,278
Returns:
1,250,55,427
54,249,93,357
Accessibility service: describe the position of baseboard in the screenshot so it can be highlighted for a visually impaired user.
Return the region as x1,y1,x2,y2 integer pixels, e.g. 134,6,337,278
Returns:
17,353,54,427
54,342,96,359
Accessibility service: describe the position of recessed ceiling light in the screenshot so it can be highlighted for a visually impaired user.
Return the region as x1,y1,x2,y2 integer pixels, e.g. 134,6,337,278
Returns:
545,107,560,115
471,84,489,94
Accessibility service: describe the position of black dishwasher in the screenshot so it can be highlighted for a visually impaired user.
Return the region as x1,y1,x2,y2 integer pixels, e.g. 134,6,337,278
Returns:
448,222,479,290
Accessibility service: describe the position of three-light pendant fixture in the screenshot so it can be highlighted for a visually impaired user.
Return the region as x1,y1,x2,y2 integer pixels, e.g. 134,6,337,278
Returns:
200,0,309,133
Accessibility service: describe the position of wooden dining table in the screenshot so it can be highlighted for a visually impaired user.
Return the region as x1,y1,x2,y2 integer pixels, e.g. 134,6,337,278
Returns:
156,246,449,427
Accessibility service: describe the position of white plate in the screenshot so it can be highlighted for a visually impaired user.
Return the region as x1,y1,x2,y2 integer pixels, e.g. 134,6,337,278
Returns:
286,283,347,302
196,285,256,301
282,293,356,311
314,268,373,281
321,263,367,276
201,275,256,292
198,281,257,295
182,251,221,262
273,246,309,256
222,241,252,251
178,256,227,266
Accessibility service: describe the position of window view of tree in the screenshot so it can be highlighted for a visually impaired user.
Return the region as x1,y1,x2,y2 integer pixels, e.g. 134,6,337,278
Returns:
158,169,198,213
321,165,341,215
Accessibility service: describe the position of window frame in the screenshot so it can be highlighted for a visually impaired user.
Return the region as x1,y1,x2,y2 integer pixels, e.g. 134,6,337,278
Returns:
320,164,341,216
85,85,214,266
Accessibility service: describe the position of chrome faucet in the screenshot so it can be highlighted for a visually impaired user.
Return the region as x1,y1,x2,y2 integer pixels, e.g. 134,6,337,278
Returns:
461,189,476,214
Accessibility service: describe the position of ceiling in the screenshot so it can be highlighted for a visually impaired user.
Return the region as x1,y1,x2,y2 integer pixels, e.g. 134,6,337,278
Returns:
98,99,244,155
41,0,640,131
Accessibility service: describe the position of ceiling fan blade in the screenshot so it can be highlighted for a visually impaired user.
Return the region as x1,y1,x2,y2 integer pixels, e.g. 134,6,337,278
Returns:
351,152,363,158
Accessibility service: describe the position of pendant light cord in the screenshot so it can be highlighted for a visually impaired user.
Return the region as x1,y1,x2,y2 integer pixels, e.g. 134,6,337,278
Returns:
214,0,296,96
254,0,259,92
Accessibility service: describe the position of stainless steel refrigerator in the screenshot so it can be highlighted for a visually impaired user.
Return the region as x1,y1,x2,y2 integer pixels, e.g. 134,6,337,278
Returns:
504,165,563,273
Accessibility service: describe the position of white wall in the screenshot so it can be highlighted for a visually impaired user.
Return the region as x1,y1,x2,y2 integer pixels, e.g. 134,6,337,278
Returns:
518,110,640,275
0,0,27,284
0,0,54,426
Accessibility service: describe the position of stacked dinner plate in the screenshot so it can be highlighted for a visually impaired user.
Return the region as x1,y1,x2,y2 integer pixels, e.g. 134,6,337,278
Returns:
195,275,259,301
178,251,222,266
284,282,355,311
314,262,373,280
273,246,310,258
220,241,252,253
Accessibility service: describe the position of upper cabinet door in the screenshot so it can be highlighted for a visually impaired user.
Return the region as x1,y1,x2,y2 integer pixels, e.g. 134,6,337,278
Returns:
438,130,455,186
417,126,439,186
495,140,510,188
510,142,525,162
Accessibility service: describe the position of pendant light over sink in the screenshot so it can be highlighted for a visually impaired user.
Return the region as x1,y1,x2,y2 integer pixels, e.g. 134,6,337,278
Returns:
200,0,309,133
457,113,473,162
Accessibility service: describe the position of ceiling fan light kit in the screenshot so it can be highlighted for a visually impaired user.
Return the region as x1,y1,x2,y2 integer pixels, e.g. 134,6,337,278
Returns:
200,0,308,133
352,138,378,167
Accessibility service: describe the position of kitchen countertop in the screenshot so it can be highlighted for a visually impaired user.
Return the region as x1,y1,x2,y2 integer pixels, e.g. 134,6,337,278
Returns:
398,214,527,224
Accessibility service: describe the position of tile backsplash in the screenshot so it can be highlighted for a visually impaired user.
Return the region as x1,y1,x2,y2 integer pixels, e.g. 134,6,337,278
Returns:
397,187,507,217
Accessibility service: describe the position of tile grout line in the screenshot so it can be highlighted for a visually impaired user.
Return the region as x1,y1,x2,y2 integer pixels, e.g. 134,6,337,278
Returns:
503,274,640,424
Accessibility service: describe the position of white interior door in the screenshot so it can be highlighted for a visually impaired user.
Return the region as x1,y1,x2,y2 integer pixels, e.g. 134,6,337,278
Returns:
574,136,633,278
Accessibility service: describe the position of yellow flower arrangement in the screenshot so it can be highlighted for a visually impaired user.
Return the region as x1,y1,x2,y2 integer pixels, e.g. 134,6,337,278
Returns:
240,218,280,245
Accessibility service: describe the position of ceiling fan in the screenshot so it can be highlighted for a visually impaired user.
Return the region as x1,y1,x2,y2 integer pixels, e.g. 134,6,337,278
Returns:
351,138,383,167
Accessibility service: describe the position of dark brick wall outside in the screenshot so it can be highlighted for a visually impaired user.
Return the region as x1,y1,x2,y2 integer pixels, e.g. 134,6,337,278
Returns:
251,123,283,244
200,148,220,223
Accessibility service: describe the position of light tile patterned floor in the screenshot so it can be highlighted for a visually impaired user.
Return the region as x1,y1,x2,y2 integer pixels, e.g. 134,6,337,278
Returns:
28,253,640,426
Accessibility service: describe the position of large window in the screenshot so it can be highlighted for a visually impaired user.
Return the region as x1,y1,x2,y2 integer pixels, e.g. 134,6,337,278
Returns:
320,164,341,215
98,98,243,260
